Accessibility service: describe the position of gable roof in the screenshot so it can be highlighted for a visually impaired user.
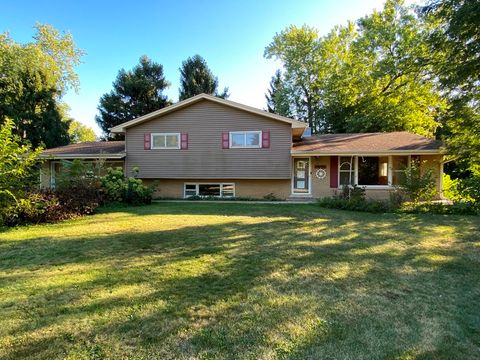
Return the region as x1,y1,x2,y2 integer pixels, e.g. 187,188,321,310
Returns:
40,141,126,159
110,93,307,133
292,132,444,155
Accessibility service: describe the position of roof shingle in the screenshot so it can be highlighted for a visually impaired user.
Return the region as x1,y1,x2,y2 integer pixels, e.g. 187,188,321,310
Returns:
292,132,443,153
41,141,125,157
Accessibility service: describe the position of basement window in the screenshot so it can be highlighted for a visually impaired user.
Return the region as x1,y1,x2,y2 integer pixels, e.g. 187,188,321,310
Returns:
184,183,235,198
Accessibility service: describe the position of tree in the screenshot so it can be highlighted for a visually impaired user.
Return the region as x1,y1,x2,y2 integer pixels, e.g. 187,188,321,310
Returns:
0,118,42,207
264,0,445,137
69,120,97,143
0,24,83,148
265,25,322,131
421,0,480,172
265,70,293,117
96,56,171,140
178,55,229,101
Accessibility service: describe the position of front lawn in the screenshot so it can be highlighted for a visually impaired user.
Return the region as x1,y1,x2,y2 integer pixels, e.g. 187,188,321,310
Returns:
0,203,479,359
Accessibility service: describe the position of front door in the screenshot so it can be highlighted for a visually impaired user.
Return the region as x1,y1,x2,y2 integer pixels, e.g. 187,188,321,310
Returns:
293,158,310,194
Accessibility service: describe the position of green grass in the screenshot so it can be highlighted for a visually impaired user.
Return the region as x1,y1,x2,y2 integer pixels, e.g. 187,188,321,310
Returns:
0,203,479,359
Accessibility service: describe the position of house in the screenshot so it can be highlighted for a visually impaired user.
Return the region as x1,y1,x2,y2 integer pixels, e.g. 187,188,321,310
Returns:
40,94,445,200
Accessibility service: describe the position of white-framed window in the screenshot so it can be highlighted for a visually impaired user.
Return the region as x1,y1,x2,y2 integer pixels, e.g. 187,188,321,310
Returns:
338,155,412,188
183,183,235,198
392,155,410,185
151,133,180,149
339,156,356,186
229,131,261,148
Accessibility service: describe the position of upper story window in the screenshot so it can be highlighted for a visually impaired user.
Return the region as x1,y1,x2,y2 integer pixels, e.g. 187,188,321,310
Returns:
151,133,180,149
229,131,261,148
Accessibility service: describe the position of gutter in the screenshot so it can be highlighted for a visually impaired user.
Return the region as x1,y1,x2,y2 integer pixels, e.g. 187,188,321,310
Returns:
39,153,126,160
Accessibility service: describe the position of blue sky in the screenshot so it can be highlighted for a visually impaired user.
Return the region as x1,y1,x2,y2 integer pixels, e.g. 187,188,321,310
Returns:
1,0,415,135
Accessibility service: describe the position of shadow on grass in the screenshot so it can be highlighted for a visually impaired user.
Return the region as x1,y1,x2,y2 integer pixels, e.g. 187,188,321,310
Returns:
0,204,479,359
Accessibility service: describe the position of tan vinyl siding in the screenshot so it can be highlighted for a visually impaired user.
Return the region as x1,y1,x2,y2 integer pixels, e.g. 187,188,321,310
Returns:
125,100,292,179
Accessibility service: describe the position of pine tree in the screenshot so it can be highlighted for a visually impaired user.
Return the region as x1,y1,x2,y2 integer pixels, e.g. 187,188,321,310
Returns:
96,56,171,140
179,55,229,101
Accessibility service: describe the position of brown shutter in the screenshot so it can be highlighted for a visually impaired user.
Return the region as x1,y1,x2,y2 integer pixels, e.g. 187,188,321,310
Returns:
144,133,151,150
330,156,338,188
222,132,229,149
262,131,270,148
181,133,188,150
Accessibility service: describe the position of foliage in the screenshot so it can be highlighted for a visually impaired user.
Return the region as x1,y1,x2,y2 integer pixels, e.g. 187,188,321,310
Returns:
101,167,155,205
2,190,64,226
178,54,229,101
317,196,393,213
421,0,480,173
0,24,83,148
442,173,462,201
96,55,171,139
0,118,42,210
264,25,322,131
455,173,480,209
265,0,446,136
400,201,478,215
54,159,104,215
339,185,366,203
397,160,437,202
68,120,97,143
265,70,293,117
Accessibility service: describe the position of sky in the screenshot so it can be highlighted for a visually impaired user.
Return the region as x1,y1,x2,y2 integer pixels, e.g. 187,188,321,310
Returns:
1,0,418,135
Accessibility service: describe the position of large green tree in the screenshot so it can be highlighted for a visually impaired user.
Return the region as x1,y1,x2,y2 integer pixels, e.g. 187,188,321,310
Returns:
96,56,171,140
265,70,293,117
178,55,229,101
421,0,480,172
68,120,97,143
265,0,445,137
0,24,83,148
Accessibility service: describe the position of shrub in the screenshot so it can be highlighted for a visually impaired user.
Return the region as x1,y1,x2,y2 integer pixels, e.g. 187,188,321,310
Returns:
399,201,478,215
456,173,480,210
339,185,366,204
396,160,437,202
101,167,125,202
389,189,406,208
3,191,67,226
317,196,392,213
55,159,103,215
101,167,155,205
442,173,462,201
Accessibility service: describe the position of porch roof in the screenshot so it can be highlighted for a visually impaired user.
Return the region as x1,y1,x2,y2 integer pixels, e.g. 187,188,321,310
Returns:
40,141,126,159
291,132,444,155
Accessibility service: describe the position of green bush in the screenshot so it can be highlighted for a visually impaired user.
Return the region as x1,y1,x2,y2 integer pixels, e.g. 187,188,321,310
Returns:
456,174,480,210
400,201,478,215
101,167,125,202
396,160,437,202
317,196,393,213
3,191,68,226
55,159,103,215
338,185,366,206
101,167,155,205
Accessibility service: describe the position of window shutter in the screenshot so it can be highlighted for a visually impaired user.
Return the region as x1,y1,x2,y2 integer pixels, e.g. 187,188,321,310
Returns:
144,133,151,150
262,131,270,148
181,133,188,150
330,156,338,188
222,132,229,149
